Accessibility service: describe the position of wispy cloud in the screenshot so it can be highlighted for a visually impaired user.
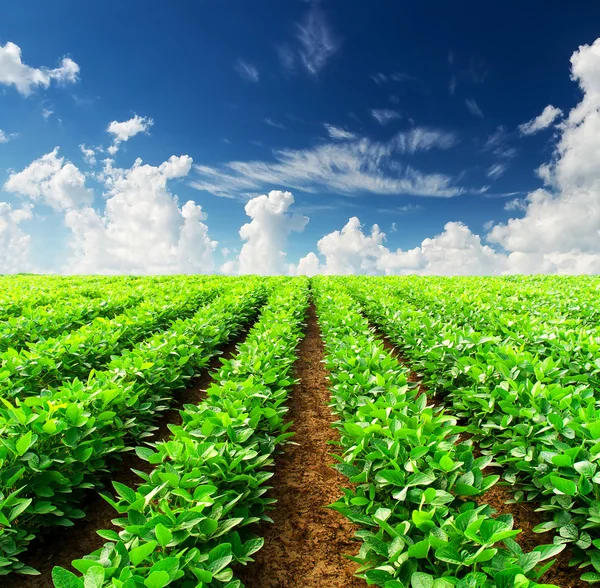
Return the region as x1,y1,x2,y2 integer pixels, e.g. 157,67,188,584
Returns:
371,109,401,125
371,72,414,85
264,117,286,130
235,59,259,82
465,98,483,118
324,123,357,140
377,204,424,214
278,6,339,76
487,163,506,180
518,105,563,135
449,56,487,95
191,128,462,199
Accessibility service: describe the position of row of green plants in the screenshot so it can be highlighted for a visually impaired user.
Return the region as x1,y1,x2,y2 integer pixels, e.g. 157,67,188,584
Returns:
0,276,136,320
349,277,600,583
0,281,150,353
0,279,267,576
51,277,309,587
312,278,561,588
0,278,221,398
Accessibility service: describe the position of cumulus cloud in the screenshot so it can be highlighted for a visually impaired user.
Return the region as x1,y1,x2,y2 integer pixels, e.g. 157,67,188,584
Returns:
4,147,93,211
465,98,484,118
324,124,357,140
64,155,217,274
518,105,563,135
371,109,401,125
224,190,308,275
0,41,79,96
79,144,98,166
0,202,33,273
107,114,153,155
235,60,259,82
192,128,461,199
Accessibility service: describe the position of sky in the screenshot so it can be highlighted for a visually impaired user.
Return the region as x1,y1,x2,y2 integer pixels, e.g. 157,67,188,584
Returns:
1,0,600,275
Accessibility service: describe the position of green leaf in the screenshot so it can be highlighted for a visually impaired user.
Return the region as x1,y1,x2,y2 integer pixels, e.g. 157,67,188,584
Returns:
155,524,173,548
411,572,434,588
550,476,577,496
144,571,171,588
16,431,34,455
52,567,84,588
439,455,455,472
83,566,105,588
129,541,157,566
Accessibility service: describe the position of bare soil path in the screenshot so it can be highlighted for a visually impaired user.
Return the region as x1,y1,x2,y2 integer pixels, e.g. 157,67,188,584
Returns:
239,303,364,588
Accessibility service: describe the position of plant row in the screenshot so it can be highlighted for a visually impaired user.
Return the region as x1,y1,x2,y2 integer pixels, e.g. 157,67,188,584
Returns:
0,279,267,576
0,278,221,399
312,278,561,588
349,278,600,583
51,277,309,588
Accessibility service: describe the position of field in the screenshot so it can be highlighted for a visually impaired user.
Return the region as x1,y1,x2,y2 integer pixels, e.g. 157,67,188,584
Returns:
0,275,599,588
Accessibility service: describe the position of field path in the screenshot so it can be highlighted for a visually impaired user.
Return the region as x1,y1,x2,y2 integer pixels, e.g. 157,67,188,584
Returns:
239,303,364,588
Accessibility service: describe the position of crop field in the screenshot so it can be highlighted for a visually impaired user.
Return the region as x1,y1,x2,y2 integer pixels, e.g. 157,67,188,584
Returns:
0,275,599,588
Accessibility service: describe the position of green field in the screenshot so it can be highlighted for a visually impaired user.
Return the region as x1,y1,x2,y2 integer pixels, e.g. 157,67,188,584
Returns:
1,275,599,588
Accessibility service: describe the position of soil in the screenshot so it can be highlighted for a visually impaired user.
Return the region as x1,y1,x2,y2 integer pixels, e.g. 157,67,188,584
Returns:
238,303,364,588
9,330,250,588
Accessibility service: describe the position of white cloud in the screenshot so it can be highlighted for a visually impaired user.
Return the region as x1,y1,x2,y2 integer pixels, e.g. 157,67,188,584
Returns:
296,6,339,76
0,202,33,273
518,105,563,135
224,190,308,275
79,144,97,166
487,163,506,180
324,124,357,140
65,155,217,274
0,130,18,143
107,114,153,154
371,109,401,125
486,39,600,272
0,41,79,96
235,60,259,82
192,129,462,199
42,108,54,120
294,219,506,276
264,117,286,130
504,198,527,211
4,147,93,211
465,98,483,118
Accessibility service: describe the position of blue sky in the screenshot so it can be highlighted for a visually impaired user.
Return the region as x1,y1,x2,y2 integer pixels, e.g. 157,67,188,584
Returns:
2,0,600,275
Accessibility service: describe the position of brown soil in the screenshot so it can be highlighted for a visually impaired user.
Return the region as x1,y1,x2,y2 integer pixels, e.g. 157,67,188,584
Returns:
238,304,364,588
9,331,249,588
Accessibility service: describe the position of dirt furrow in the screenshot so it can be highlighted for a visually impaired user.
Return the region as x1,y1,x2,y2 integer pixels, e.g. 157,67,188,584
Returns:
11,330,251,588
238,303,364,588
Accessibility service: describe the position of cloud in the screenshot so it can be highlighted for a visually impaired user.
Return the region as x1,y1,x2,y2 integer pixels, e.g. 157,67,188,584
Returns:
449,56,487,96
0,41,79,96
0,202,33,273
4,147,93,211
64,155,217,274
191,129,462,199
465,98,483,118
0,130,18,143
235,60,259,82
223,190,308,275
107,114,153,155
278,6,339,76
42,108,54,120
487,163,506,180
79,144,97,166
294,218,507,276
371,109,401,125
518,104,563,135
324,123,357,140
264,117,286,130
371,72,414,84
